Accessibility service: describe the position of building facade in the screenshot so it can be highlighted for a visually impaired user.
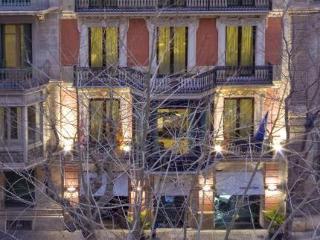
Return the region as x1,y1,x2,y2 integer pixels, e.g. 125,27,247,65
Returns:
0,0,291,235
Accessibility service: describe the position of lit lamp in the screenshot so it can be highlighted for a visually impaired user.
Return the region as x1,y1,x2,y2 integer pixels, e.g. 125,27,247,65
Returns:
214,144,222,153
121,144,131,152
272,142,283,153
267,184,278,192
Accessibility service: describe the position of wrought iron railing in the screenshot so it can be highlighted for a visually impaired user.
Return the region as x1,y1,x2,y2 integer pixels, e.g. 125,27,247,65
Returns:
75,0,272,12
214,140,273,159
216,65,273,86
0,0,49,10
0,68,49,90
74,66,145,90
74,65,274,93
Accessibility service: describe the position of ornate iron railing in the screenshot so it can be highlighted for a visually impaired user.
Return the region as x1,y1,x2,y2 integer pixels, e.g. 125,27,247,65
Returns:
215,65,273,85
0,68,49,90
74,65,274,93
0,0,49,10
75,0,271,12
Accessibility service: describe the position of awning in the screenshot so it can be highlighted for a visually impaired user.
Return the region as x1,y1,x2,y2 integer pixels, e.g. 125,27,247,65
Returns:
81,172,129,197
216,171,264,196
154,175,192,196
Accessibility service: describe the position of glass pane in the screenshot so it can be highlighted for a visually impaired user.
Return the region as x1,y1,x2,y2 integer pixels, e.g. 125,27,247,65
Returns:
90,27,103,67
90,100,105,142
10,107,19,139
240,26,254,66
105,99,121,143
226,26,238,66
20,24,32,67
173,27,186,73
4,25,18,68
5,171,35,207
223,99,237,140
157,108,189,154
158,27,171,75
239,99,253,138
28,105,40,143
105,27,119,66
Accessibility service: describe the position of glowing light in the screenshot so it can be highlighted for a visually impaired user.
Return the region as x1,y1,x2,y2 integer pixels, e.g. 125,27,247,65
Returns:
202,185,211,192
64,143,73,152
121,144,131,152
66,186,77,193
136,186,142,192
267,184,278,191
214,145,222,153
273,142,283,152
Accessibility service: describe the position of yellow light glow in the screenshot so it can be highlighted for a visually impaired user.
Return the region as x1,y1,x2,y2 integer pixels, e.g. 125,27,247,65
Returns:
121,144,131,152
273,142,283,152
267,184,278,191
214,145,222,153
66,186,77,193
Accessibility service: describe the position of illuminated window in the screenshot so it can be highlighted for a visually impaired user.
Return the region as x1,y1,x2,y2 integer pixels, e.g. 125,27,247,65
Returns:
0,24,32,68
225,26,255,67
89,27,119,67
89,99,122,148
157,26,188,75
223,98,254,140
157,108,189,154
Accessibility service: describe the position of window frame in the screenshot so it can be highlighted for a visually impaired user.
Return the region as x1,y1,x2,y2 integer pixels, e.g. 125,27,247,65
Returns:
88,27,120,68
88,98,121,147
225,25,256,67
223,97,255,140
156,26,188,75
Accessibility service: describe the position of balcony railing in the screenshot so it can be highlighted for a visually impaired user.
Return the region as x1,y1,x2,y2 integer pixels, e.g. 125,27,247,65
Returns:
151,70,216,94
216,65,273,86
0,0,49,11
74,65,273,93
214,140,273,160
0,68,49,90
75,0,272,12
74,66,145,90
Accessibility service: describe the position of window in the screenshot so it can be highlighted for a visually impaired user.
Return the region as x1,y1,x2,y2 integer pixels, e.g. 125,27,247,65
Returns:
0,24,32,68
0,107,21,141
1,0,31,5
89,27,119,67
157,108,189,154
28,104,41,144
89,99,122,147
157,26,188,75
5,171,35,208
223,98,254,140
225,26,255,66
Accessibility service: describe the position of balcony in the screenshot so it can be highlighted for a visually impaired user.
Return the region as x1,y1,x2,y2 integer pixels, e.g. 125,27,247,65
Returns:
0,68,49,91
75,0,272,13
0,0,50,11
214,140,273,161
74,66,145,90
216,65,273,86
0,142,44,169
74,65,273,93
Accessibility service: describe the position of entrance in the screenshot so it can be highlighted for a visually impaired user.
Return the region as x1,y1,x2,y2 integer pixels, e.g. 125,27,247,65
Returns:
155,195,187,228
215,195,261,229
